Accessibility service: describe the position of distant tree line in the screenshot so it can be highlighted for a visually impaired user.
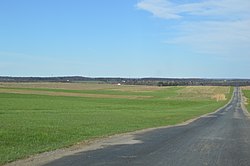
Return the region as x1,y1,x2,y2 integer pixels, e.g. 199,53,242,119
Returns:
0,76,250,86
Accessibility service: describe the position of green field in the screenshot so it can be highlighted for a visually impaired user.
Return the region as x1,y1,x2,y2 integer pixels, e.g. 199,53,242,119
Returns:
0,83,232,165
242,88,250,112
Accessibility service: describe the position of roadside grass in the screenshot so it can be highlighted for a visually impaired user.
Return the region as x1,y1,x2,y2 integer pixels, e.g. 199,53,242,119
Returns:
242,89,250,112
0,84,232,165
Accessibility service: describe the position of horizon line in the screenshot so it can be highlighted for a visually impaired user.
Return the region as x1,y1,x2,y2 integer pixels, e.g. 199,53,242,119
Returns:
1,75,250,80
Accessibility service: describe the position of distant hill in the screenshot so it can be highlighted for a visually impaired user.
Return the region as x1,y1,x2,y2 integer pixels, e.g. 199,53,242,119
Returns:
0,76,250,86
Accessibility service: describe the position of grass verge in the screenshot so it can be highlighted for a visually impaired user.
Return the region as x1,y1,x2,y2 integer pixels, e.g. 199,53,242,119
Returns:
242,89,250,112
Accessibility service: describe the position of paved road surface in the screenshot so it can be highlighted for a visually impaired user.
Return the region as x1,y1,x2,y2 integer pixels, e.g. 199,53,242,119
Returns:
45,87,250,166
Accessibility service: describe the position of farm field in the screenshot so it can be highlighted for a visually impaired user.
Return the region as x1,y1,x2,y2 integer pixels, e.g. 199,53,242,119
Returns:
242,87,250,112
0,83,232,165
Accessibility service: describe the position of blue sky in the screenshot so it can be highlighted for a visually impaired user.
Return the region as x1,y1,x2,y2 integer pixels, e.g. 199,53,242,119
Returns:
0,0,250,78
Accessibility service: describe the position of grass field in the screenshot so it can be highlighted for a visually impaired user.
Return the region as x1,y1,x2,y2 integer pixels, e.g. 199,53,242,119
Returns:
0,83,232,165
242,87,250,112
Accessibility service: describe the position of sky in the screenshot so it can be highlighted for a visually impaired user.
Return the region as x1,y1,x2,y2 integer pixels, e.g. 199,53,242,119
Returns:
0,0,250,78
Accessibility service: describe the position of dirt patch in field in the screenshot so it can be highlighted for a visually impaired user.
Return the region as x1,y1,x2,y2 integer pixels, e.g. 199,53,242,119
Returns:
111,86,161,93
244,97,248,106
211,94,226,101
177,86,230,100
180,86,229,94
243,94,249,106
0,89,152,99
0,82,161,92
241,86,250,90
0,82,115,90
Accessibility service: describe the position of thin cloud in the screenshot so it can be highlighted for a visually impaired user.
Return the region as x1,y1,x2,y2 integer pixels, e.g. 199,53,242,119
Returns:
170,20,250,55
136,0,250,56
137,0,250,20
137,0,180,19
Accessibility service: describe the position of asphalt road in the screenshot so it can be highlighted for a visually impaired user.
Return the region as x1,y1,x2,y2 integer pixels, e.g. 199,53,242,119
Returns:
44,87,250,166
